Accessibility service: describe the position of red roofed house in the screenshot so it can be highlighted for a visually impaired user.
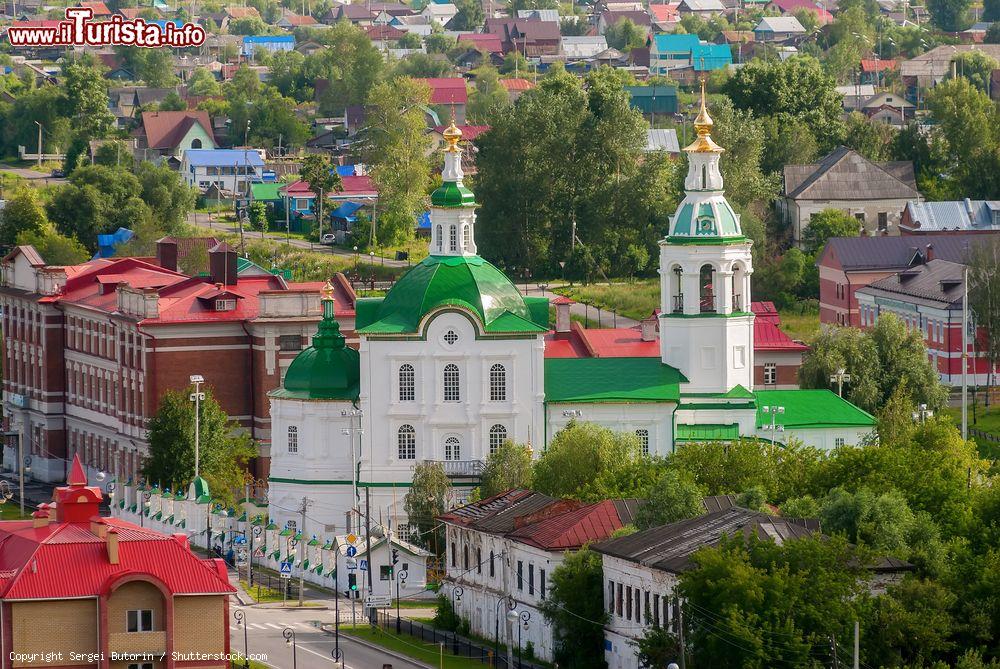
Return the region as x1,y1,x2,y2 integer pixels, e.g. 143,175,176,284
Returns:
456,32,504,54
860,58,897,85
415,78,469,124
484,17,562,56
0,455,234,668
438,489,641,663
80,0,112,15
499,77,535,102
138,110,216,159
750,301,808,389
766,0,832,24
0,241,358,485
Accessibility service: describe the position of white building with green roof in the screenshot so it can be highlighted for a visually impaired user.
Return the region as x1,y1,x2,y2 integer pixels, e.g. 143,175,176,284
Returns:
265,111,875,536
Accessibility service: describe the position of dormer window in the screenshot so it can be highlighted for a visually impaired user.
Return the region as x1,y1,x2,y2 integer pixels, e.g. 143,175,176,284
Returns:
215,299,236,311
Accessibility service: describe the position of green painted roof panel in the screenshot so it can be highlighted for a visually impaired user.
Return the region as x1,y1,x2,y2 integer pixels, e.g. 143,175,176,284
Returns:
545,357,685,403
430,182,477,207
753,389,876,428
676,423,740,441
251,183,282,201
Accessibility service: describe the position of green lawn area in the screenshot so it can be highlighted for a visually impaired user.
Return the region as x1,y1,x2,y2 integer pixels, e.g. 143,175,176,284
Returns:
344,626,493,669
776,306,821,343
240,580,288,604
942,403,1000,460
397,599,438,609
0,504,28,520
554,280,660,321
230,660,270,669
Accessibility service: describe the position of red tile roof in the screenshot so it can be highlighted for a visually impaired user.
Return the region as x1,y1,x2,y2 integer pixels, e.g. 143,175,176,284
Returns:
141,110,214,150
499,78,535,91
283,12,317,25
507,500,629,551
751,301,808,351
456,33,504,53
860,58,897,73
416,78,469,105
80,0,112,15
366,24,406,40
648,3,680,21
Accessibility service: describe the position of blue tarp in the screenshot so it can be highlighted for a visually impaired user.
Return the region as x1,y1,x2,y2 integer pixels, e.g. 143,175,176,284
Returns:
93,227,134,259
331,201,365,222
336,165,357,177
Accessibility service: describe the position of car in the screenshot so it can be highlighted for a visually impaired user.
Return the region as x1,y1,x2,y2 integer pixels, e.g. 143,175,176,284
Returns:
50,168,65,178
320,233,336,245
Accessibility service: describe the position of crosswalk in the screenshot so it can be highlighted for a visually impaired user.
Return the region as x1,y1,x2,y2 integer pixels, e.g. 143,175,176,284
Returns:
230,621,319,632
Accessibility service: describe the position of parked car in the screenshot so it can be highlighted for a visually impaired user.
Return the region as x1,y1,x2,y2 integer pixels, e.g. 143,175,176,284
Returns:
320,234,336,245
50,168,65,178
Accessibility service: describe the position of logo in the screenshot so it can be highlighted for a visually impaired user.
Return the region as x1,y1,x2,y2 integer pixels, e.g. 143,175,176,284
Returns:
7,7,206,48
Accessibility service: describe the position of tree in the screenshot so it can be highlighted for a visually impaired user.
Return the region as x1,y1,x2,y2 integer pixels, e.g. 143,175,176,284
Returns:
560,16,590,35
137,48,179,87
45,165,150,251
928,0,972,31
966,239,1000,406
134,161,197,231
499,50,529,75
467,65,509,123
143,388,255,504
539,548,607,669
605,18,646,50
299,154,342,235
398,31,423,49
308,22,385,115
634,470,705,530
533,421,658,501
986,21,1000,43
798,313,948,413
158,90,186,111
987,0,1000,21
843,111,899,162
759,114,818,175
15,225,89,265
860,578,958,668
802,208,859,254
951,50,1000,93
634,625,681,669
403,462,451,554
425,32,456,54
60,57,115,140
723,56,845,150
450,0,484,31
479,441,533,498
0,187,47,246
188,67,223,97
247,201,268,235
926,78,1000,199
392,53,455,78
228,15,268,35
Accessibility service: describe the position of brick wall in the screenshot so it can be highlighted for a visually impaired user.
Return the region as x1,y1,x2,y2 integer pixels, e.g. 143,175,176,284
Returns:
10,600,98,666
172,596,226,656
106,581,166,633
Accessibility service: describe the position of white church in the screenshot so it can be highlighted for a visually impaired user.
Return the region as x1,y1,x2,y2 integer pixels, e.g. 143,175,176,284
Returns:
266,94,876,536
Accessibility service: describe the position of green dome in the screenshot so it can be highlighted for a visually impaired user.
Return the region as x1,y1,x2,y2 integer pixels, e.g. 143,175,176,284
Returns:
357,255,548,335
668,196,744,242
275,298,360,400
431,181,477,207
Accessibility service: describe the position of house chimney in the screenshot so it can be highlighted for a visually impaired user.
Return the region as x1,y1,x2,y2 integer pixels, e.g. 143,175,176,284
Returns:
925,243,934,262
208,242,238,286
156,237,178,272
31,504,51,529
640,316,657,342
553,297,573,333
106,526,120,565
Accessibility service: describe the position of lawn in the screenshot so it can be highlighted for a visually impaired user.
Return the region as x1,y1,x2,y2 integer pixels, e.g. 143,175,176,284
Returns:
345,626,493,669
553,280,660,321
0,504,28,520
776,305,821,343
240,580,289,604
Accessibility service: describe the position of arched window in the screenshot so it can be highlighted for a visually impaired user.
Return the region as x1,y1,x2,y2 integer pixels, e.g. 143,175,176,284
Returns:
191,138,203,149
445,436,461,461
489,363,506,402
701,164,708,189
397,425,416,460
462,224,471,248
436,225,443,252
699,264,716,313
398,364,415,402
489,424,507,454
287,426,298,453
635,429,649,456
443,364,460,402
449,225,457,251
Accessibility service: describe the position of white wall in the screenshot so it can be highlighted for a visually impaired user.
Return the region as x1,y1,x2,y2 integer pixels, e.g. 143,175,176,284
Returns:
545,402,676,455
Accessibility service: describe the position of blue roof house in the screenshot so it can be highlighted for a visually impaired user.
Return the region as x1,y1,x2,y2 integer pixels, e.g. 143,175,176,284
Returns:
181,149,265,195
650,34,731,75
242,35,295,58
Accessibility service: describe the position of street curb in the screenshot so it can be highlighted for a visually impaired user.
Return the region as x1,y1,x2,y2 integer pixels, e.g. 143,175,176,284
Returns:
324,626,434,669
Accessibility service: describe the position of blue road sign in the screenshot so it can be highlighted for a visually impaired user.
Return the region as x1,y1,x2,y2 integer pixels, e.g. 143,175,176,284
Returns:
279,561,293,576
346,545,357,557
360,559,368,571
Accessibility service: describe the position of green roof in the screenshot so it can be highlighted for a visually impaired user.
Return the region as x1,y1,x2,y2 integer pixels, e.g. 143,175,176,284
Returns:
676,423,740,441
356,255,547,335
431,181,477,207
274,293,360,401
544,357,685,403
668,196,743,240
252,183,282,201
753,389,876,429
682,385,755,400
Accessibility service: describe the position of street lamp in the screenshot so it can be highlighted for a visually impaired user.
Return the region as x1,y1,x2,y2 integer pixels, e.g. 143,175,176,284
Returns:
233,609,250,669
760,405,785,444
451,585,464,653
189,375,205,479
140,489,152,528
494,595,515,668
829,368,852,398
912,403,933,423
395,568,408,634
505,608,520,669
517,610,531,669
283,627,297,669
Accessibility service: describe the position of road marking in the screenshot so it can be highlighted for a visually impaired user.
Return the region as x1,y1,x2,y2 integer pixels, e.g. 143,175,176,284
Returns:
296,640,355,668
266,622,284,629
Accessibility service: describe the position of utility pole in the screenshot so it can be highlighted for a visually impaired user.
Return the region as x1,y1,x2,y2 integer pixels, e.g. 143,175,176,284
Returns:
677,597,686,669
34,122,42,169
962,264,969,441
189,375,205,478
365,485,374,623
853,621,860,669
297,497,312,606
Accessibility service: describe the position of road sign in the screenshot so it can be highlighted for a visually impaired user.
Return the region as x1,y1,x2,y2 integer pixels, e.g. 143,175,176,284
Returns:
364,595,392,609
279,561,293,579
346,545,357,558
346,533,358,544
236,549,248,566
345,557,357,570
254,547,265,558
359,559,368,571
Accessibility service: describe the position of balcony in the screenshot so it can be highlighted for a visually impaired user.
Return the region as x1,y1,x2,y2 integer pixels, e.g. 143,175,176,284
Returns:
732,294,742,312
429,460,485,477
671,294,684,314
108,631,166,656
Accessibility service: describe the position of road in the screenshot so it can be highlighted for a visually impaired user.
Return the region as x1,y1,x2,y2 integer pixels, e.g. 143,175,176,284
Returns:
0,164,68,186
231,604,429,669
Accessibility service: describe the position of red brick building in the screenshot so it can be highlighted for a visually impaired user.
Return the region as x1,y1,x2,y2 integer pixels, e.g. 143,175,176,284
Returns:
0,240,356,484
751,301,808,389
0,455,234,669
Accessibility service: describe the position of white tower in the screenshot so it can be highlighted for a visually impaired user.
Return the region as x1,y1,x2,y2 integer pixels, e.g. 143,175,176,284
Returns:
428,121,478,257
659,82,754,394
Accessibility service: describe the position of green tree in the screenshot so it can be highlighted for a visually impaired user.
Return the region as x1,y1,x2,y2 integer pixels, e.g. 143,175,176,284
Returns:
605,18,646,50
393,53,455,78
135,161,197,231
138,48,179,87
0,187,47,246
158,90,187,111
967,239,1000,405
15,225,89,265
987,0,1000,21
843,111,899,162
299,154,342,235
634,470,705,530
798,313,948,413
425,33,457,54
951,50,1000,93
307,23,385,115
802,208,859,254
499,50,529,75
467,65,509,123
634,625,681,668
450,0,484,31
398,31,423,49
188,67,223,97
60,57,115,140
403,462,451,554
759,114,819,176
229,15,268,35
926,78,1000,199
860,578,958,668
928,0,972,31
143,387,255,504
709,98,782,212
986,21,1000,42
247,200,268,235
560,16,590,35
92,140,130,168
479,441,533,498
539,548,607,669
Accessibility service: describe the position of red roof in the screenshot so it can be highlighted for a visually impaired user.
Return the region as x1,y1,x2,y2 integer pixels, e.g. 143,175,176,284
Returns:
507,500,628,551
416,78,468,105
432,124,490,141
751,302,808,352
141,110,215,150
283,176,378,199
648,3,680,21
860,58,897,73
366,24,406,40
225,5,260,18
456,33,503,53
544,323,660,359
80,0,112,15
283,12,317,25
499,78,535,91
768,0,832,23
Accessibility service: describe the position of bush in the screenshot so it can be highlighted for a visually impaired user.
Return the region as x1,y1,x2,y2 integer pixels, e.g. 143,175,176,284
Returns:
432,593,461,632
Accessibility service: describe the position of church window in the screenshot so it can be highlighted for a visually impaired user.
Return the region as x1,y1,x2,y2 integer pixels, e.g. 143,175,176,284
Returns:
462,224,471,248
443,364,460,402
443,330,459,346
287,426,298,453
398,364,415,402
701,164,708,189
445,436,461,460
699,265,716,313
397,425,416,460
489,363,506,401
635,429,649,456
449,225,457,252
764,363,777,385
436,225,443,252
489,424,507,454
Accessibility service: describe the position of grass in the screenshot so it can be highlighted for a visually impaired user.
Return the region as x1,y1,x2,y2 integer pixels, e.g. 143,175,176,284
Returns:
0,504,28,520
230,660,270,669
240,580,288,604
776,305,821,343
554,279,660,321
397,599,439,609
344,625,494,669
944,403,1000,437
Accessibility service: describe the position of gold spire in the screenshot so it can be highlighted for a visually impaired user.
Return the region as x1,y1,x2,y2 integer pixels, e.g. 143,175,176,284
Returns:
320,278,335,302
684,78,724,154
443,117,463,153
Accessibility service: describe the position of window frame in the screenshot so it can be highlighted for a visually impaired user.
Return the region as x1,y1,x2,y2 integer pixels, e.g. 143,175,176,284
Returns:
287,426,298,454
489,424,507,455
398,363,415,402
127,609,153,633
489,363,507,402
443,363,460,402
763,362,777,385
397,424,416,460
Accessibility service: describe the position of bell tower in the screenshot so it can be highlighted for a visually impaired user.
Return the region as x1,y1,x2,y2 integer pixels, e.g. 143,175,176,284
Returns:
659,82,754,394
428,121,478,257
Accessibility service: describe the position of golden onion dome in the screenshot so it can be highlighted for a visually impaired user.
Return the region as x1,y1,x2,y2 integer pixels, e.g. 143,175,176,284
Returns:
443,119,463,153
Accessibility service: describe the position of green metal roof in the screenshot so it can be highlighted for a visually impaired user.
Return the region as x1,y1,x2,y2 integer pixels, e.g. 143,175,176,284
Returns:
252,183,282,201
274,294,360,401
682,385,755,400
676,423,740,441
668,196,743,240
356,255,547,335
544,357,685,403
430,181,476,207
753,389,876,429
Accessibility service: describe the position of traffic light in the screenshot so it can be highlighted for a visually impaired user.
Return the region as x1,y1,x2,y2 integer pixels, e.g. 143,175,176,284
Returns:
348,573,357,591
391,548,399,565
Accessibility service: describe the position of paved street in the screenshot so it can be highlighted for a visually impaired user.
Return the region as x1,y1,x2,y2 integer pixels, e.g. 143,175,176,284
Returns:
231,604,429,669
0,164,68,185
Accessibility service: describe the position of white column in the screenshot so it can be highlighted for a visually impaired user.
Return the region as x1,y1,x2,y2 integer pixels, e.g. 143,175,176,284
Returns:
717,271,733,314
